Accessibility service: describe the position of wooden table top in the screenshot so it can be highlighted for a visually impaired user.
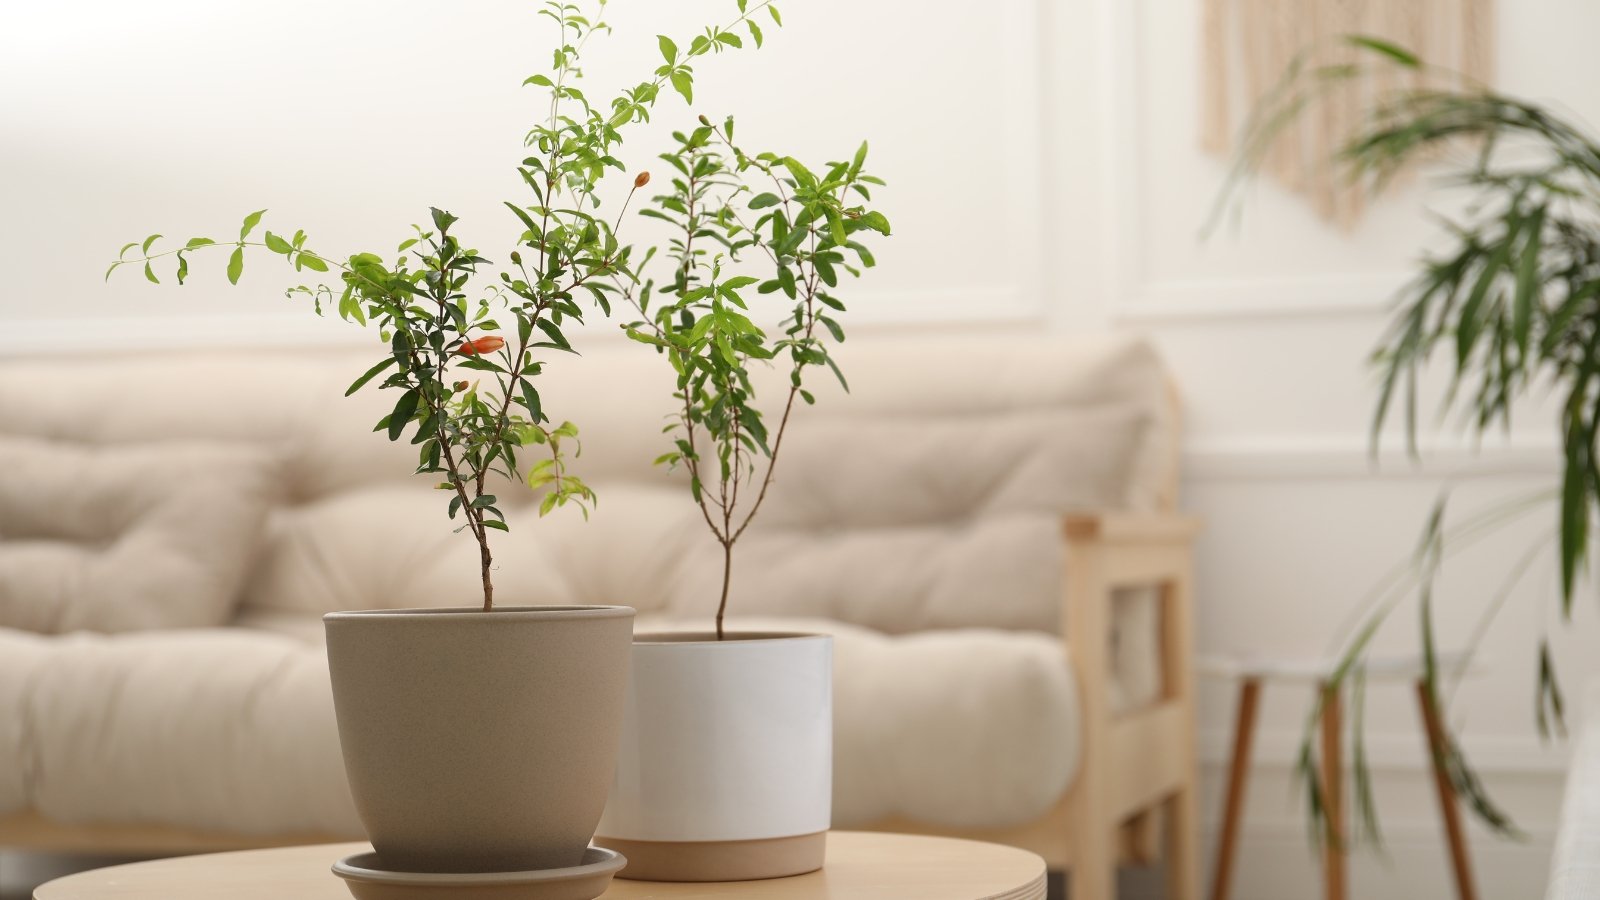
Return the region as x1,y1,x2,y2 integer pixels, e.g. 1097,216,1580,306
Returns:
34,831,1047,900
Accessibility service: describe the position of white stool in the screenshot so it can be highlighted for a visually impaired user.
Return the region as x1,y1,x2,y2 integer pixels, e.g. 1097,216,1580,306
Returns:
1200,653,1480,900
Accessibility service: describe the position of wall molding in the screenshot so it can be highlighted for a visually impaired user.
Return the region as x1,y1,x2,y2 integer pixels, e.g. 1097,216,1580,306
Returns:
1183,435,1561,482
1117,272,1407,324
0,288,1043,357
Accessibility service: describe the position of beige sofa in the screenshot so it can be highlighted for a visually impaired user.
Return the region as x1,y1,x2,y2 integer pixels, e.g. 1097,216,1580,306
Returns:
0,332,1198,899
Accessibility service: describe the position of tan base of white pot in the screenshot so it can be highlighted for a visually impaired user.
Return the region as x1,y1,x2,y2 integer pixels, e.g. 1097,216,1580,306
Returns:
595,832,826,882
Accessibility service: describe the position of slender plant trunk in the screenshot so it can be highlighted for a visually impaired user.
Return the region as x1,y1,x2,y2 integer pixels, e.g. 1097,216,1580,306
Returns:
478,516,495,612
715,540,733,640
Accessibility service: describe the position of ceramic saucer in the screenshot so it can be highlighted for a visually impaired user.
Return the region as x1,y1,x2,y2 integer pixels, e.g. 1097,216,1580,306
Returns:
332,846,626,900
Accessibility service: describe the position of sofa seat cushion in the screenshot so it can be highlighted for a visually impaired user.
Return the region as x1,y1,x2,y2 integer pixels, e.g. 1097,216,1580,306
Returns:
0,627,356,835
0,615,1078,835
0,437,276,633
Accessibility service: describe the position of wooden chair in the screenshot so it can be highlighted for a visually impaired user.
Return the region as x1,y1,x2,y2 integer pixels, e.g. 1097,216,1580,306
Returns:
857,511,1203,900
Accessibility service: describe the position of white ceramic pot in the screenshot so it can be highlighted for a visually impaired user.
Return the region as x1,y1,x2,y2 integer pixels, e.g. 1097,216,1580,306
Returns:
595,632,832,881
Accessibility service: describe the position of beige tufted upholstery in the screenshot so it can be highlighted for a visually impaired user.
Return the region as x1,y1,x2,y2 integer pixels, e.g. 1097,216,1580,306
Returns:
0,331,1177,835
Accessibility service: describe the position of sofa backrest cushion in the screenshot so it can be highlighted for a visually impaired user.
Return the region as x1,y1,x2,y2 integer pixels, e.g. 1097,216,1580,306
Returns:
0,436,276,633
0,332,1177,628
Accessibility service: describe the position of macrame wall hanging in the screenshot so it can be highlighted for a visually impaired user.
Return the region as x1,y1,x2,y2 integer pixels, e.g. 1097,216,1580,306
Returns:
1200,0,1495,227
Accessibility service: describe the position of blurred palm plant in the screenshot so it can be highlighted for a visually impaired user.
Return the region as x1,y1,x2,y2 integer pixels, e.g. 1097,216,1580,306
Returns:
1218,37,1600,847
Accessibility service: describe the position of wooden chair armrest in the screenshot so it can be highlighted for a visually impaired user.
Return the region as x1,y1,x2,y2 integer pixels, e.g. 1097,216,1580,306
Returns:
1061,507,1200,854
1063,511,1202,546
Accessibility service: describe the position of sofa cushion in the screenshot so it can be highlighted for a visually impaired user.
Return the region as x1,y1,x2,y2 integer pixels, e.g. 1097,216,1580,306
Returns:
0,614,1078,834
240,486,582,614
758,404,1148,530
0,626,354,833
0,437,276,633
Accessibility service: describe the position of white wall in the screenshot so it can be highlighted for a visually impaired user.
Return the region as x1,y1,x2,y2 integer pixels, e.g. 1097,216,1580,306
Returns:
5,1,1600,896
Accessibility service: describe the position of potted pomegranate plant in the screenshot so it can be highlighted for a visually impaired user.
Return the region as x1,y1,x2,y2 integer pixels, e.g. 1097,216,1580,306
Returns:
593,115,890,880
107,0,786,893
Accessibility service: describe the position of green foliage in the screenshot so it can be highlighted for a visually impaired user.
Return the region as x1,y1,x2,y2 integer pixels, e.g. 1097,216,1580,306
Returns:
622,119,889,638
1222,37,1600,848
109,0,790,611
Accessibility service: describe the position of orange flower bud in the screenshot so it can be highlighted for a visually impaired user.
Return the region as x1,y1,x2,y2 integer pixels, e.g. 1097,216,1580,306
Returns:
459,335,506,356
634,171,651,189
454,380,470,392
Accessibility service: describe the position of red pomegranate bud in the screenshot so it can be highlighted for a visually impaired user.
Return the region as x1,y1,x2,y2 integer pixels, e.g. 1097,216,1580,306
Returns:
454,380,469,392
634,171,651,189
459,335,506,356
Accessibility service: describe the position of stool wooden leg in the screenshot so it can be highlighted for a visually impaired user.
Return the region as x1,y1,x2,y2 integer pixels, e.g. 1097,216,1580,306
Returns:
1209,677,1261,900
1319,681,1346,900
1416,680,1479,900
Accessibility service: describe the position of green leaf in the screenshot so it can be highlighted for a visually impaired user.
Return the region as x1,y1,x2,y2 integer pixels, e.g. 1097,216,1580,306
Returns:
846,240,876,267
859,211,892,235
504,201,539,237
337,290,366,324
536,318,571,350
658,35,678,63
1347,35,1421,68
1511,207,1545,357
814,254,838,286
387,389,420,441
521,380,544,423
184,237,216,249
715,31,741,48
749,192,781,209
670,70,693,104
769,4,781,25
239,209,266,240
523,74,554,87
226,247,245,285
826,209,847,246
1561,442,1588,606
345,357,397,396
299,253,330,272
482,519,510,532
781,157,817,188
141,233,162,254
1456,238,1512,366
430,207,458,233
264,232,293,254
175,252,188,285
824,352,849,391
144,261,159,284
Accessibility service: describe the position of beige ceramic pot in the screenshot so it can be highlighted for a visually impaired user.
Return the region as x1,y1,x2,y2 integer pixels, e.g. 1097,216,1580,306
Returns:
324,606,634,874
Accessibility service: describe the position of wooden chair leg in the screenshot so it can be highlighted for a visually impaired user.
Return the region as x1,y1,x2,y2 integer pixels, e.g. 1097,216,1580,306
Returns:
1067,773,1116,900
1319,681,1346,900
1209,678,1261,900
1416,680,1480,900
1165,783,1202,900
